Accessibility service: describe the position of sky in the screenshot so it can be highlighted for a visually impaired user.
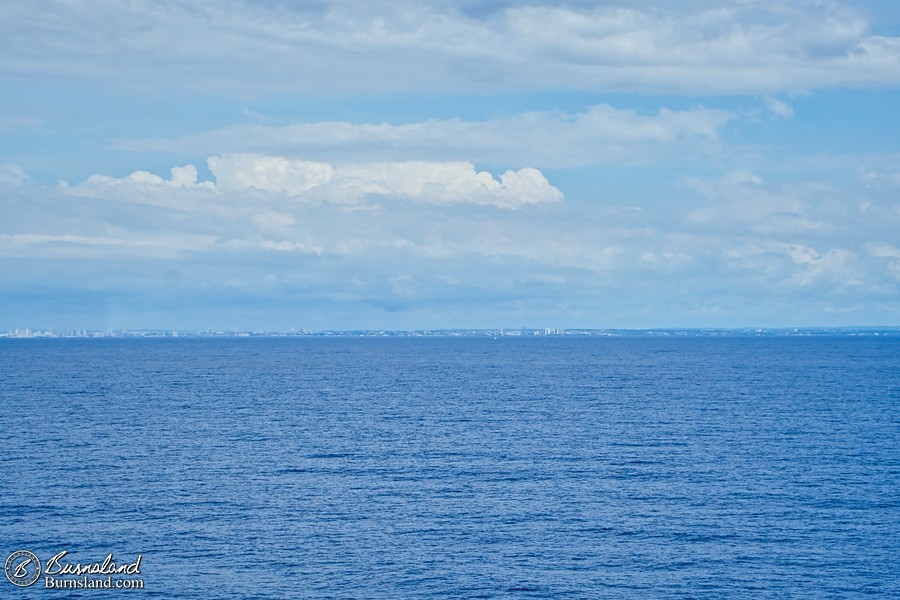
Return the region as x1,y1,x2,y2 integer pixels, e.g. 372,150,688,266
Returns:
2,0,900,331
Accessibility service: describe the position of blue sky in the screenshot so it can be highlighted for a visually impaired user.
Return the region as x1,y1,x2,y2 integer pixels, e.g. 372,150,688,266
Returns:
2,0,900,330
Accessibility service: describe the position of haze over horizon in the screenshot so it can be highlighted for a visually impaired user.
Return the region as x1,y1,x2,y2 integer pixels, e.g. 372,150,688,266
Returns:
3,1,900,331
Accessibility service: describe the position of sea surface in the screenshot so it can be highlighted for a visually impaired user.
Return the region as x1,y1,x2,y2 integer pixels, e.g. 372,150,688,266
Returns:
1,336,898,598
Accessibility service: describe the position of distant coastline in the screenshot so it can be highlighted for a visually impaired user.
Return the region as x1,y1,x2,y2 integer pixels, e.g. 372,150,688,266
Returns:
2,326,898,339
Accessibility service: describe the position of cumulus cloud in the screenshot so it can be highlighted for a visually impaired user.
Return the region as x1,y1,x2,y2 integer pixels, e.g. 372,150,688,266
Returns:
208,155,334,195
115,104,734,168
3,1,898,95
324,161,561,207
78,164,214,191
70,155,563,209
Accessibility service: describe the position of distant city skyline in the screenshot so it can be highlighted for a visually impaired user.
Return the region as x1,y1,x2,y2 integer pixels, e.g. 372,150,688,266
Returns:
2,1,900,330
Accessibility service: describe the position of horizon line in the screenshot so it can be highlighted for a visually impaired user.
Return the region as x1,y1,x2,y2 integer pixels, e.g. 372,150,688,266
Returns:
3,325,899,339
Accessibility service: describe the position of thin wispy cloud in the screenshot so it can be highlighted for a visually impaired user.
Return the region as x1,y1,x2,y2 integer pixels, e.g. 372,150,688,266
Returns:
0,164,28,186
112,105,734,168
2,1,899,94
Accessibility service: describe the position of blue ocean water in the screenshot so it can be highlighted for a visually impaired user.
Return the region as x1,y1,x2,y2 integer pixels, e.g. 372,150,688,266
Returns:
1,336,898,598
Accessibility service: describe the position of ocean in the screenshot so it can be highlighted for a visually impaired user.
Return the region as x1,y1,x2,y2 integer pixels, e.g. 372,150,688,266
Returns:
1,336,898,597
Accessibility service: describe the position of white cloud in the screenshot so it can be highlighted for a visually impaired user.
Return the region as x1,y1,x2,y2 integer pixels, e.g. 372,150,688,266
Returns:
765,97,794,119
721,239,863,290
327,162,561,207
867,242,900,259
0,231,217,259
861,169,900,188
115,104,734,168
3,1,898,95
685,171,833,235
785,244,858,287
80,164,214,191
866,242,900,281
70,155,563,209
0,115,42,133
208,155,334,195
0,164,28,186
